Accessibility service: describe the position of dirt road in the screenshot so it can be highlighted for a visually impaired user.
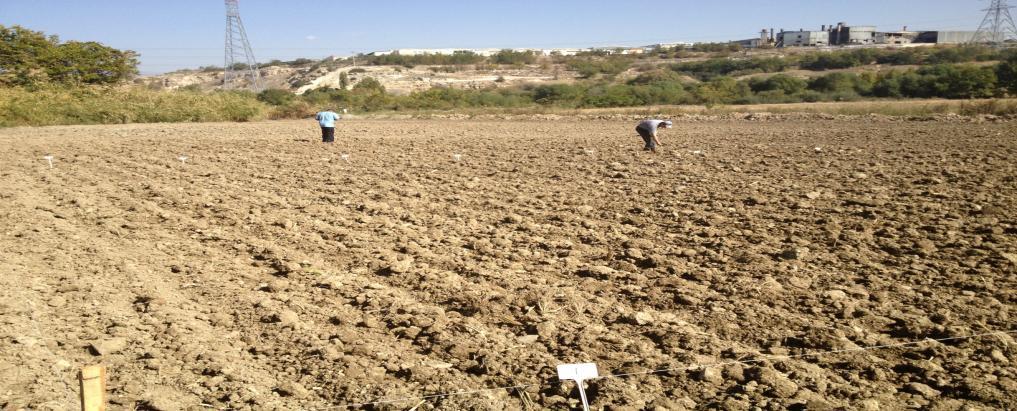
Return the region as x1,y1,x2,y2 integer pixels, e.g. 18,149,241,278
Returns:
1,119,1014,410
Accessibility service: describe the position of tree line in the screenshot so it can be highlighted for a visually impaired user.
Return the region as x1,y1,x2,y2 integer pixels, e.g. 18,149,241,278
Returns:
1,25,138,86
256,56,1017,112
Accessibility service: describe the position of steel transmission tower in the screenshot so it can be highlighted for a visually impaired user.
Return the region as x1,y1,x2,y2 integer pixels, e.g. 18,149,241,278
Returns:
972,0,1017,45
224,0,262,90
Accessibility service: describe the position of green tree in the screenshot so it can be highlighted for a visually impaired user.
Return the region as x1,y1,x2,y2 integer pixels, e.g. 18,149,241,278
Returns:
998,55,1017,95
257,89,294,106
0,25,137,86
922,64,997,99
352,77,385,94
46,41,139,84
0,25,58,85
532,83,585,106
492,50,537,65
749,74,808,95
809,72,864,93
567,57,632,79
339,71,350,90
694,76,751,106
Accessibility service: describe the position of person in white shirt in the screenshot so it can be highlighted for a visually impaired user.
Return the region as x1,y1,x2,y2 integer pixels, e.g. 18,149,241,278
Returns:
635,119,672,153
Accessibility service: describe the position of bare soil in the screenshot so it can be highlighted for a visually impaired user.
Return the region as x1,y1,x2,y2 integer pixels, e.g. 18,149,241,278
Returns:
1,119,1015,410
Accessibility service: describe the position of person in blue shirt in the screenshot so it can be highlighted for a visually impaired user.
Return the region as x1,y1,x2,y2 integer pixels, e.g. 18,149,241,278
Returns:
315,108,341,143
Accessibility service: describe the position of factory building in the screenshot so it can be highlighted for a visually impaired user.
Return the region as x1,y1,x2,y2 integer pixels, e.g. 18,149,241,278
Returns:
914,31,978,44
876,27,920,45
732,29,777,49
828,23,877,45
778,29,830,47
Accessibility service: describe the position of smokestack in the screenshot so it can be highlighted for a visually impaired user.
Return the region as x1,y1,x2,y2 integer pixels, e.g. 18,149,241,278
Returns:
822,25,827,31
903,25,908,31
771,28,775,41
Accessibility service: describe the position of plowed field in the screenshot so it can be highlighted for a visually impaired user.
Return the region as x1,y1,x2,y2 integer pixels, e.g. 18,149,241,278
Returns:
1,119,1015,410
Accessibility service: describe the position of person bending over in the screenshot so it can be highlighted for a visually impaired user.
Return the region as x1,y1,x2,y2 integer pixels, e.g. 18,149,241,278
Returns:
635,119,672,153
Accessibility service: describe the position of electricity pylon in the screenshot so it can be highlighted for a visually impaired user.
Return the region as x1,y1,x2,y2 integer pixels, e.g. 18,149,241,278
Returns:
971,0,1017,45
224,0,262,91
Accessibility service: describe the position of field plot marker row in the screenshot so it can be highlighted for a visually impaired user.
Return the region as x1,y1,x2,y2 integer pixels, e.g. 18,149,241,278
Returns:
322,330,1015,410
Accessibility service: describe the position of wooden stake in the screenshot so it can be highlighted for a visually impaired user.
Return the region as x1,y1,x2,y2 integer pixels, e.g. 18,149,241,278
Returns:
79,365,106,411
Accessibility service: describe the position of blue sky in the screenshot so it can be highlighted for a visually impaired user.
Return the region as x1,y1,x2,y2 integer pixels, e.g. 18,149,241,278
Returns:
0,0,984,75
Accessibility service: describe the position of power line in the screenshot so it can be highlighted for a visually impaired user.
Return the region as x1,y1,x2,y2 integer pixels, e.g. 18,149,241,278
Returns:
224,0,262,91
972,0,1017,44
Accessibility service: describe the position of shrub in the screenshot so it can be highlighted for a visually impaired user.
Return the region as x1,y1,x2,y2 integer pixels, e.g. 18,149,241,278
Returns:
671,57,791,81
566,58,632,79
628,70,686,85
492,50,538,65
0,86,267,127
918,64,997,99
352,77,385,94
532,83,586,106
998,54,1017,95
808,72,873,94
694,77,752,106
257,88,295,106
748,74,808,95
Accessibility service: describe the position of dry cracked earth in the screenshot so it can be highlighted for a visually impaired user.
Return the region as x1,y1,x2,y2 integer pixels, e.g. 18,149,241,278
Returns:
0,118,1015,410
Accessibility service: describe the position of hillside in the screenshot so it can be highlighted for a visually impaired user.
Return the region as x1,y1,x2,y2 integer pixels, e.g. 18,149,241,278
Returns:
137,45,1008,97
138,61,582,95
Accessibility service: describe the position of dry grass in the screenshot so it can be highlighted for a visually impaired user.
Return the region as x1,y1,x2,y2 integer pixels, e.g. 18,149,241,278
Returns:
377,99,1017,119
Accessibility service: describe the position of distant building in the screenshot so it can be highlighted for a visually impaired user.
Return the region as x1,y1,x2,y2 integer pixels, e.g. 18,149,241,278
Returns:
876,28,920,45
778,29,830,47
652,42,696,49
542,49,581,56
732,29,777,49
829,23,877,45
914,31,978,44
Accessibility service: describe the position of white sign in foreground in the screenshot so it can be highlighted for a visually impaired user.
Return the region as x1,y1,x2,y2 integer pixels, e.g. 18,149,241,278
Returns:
43,155,54,169
557,363,598,411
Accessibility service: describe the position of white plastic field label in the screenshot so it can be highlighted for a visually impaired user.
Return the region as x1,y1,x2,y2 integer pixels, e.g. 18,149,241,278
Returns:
557,363,598,381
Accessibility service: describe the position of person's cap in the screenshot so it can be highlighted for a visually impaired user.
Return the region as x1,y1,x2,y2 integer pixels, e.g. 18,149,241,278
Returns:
663,120,673,128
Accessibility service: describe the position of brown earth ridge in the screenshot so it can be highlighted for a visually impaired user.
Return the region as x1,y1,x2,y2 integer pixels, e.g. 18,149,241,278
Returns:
0,118,1015,410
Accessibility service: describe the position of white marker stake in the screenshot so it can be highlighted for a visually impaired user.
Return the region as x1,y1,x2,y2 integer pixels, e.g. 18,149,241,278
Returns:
43,155,54,169
557,363,598,411
341,153,350,162
453,154,462,162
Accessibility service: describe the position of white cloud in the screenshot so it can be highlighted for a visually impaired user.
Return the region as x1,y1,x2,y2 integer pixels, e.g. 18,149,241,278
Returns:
306,35,318,41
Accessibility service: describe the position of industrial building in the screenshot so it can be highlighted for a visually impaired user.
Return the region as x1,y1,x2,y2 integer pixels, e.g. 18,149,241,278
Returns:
876,28,920,45
914,31,978,44
778,29,830,47
828,23,877,45
731,21,982,49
